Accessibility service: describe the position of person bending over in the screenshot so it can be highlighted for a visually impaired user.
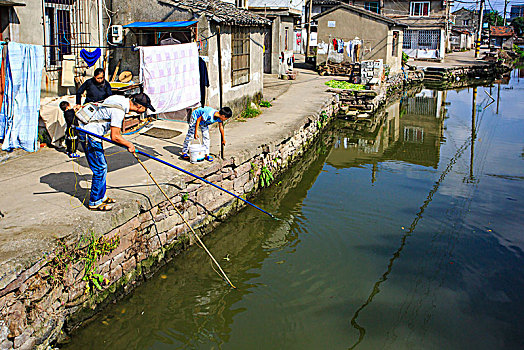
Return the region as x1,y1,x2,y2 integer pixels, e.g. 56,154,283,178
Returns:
81,93,155,211
181,106,232,162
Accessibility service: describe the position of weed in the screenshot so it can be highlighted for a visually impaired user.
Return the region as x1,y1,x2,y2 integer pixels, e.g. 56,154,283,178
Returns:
250,162,258,176
260,166,274,188
47,232,120,293
259,100,272,108
241,104,261,119
181,193,189,202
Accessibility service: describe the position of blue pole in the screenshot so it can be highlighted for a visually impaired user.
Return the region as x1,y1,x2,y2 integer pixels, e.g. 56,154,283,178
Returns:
74,126,276,219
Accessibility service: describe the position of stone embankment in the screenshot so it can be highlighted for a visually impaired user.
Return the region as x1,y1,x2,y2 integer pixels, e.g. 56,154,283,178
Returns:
0,89,339,350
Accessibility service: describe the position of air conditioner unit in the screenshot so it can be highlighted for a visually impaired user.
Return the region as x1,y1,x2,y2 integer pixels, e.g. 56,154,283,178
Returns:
111,25,123,45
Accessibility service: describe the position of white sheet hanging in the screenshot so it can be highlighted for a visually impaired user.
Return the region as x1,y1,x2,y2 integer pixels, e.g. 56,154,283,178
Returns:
139,42,200,114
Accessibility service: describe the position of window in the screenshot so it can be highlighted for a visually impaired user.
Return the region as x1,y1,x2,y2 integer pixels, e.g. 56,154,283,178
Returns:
43,0,90,71
231,27,250,86
392,31,399,56
463,19,470,26
404,127,424,143
410,2,430,17
365,2,380,14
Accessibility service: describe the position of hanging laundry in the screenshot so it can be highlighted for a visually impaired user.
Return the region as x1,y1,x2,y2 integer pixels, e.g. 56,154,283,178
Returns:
345,41,353,60
198,56,209,107
332,38,338,51
61,54,75,87
79,48,101,67
338,39,344,53
1,42,45,152
139,42,200,114
160,37,181,45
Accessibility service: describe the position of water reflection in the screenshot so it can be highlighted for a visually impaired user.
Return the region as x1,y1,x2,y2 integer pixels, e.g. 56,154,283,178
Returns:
328,89,447,174
66,76,524,349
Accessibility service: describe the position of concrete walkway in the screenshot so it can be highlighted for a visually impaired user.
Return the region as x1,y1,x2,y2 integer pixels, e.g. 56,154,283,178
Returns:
410,48,491,69
0,67,335,288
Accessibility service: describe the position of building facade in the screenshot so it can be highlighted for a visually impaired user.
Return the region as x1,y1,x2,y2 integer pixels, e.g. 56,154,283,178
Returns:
248,0,301,74
307,0,448,60
109,0,270,115
313,4,405,74
0,0,103,96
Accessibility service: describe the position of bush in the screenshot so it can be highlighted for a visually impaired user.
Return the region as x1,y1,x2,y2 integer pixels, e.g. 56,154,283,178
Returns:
402,52,409,65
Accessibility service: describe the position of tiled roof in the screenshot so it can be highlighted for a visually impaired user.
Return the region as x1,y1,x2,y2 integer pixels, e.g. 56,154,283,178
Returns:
490,26,515,37
166,0,271,26
312,3,407,27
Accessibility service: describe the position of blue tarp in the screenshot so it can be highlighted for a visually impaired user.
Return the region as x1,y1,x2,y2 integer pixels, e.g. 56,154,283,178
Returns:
123,20,197,29
0,42,44,152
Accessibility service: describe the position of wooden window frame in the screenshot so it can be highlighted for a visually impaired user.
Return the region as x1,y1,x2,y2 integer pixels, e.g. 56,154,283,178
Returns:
231,26,250,87
409,1,430,17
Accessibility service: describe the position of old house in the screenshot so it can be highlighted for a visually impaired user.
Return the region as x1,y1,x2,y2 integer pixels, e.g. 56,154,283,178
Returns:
108,0,271,115
248,0,301,74
307,0,449,60
354,0,448,59
0,0,103,96
489,26,515,49
452,7,478,34
313,4,406,74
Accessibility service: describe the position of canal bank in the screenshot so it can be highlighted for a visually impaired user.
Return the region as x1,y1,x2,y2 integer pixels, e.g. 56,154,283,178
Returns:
64,71,524,349
0,56,514,349
0,69,340,349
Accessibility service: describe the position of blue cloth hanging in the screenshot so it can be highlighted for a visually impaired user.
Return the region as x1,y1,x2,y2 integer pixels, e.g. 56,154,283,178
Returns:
80,48,101,67
1,42,45,152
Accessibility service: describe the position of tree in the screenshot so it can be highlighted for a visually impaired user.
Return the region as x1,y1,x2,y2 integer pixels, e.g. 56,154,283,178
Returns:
512,17,524,36
484,11,504,27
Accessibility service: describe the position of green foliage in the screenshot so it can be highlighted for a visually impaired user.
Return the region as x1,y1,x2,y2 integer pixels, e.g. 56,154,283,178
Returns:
259,166,274,188
181,193,189,202
259,100,272,108
241,104,261,119
250,162,258,176
324,80,365,90
484,11,504,27
513,17,524,36
48,232,120,293
402,52,409,65
38,128,52,145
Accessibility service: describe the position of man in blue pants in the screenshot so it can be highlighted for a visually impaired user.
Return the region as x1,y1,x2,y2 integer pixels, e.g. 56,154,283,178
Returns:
181,106,232,162
82,93,155,211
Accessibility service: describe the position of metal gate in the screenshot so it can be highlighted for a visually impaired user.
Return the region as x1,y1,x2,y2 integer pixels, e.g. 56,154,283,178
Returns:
403,30,440,50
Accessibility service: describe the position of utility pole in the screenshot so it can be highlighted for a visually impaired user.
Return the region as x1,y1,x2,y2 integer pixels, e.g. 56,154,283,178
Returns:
503,0,508,26
475,0,485,58
467,87,477,183
305,0,313,62
445,0,451,53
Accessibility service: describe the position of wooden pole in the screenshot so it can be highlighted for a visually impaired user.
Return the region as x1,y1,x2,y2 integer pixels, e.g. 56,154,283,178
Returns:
305,0,313,62
216,25,225,159
133,153,236,289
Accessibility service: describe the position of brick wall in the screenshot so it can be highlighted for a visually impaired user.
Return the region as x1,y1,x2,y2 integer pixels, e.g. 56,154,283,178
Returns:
0,97,339,350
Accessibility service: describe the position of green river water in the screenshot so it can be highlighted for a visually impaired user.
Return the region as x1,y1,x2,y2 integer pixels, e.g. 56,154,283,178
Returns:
66,71,524,349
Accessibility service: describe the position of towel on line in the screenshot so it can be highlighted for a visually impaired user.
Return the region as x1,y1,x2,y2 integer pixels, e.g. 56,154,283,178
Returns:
139,42,200,114
1,42,44,152
80,48,101,67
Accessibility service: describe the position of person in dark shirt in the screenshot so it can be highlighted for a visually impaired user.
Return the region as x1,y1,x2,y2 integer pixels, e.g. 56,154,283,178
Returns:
59,101,81,158
75,68,112,106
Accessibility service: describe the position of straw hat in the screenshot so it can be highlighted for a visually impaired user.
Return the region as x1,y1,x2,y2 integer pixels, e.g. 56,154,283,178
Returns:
119,71,133,83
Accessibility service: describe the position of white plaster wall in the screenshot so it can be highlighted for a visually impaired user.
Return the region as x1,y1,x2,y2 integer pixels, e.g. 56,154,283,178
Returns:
206,25,265,112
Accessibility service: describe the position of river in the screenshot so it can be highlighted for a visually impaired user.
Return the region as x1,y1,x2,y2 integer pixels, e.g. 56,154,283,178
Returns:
65,71,524,349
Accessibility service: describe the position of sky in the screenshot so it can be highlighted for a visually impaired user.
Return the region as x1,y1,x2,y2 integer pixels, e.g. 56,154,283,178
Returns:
453,0,524,14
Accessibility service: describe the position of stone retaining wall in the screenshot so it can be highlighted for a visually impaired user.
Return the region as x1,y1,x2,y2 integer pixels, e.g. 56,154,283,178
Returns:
0,96,339,349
